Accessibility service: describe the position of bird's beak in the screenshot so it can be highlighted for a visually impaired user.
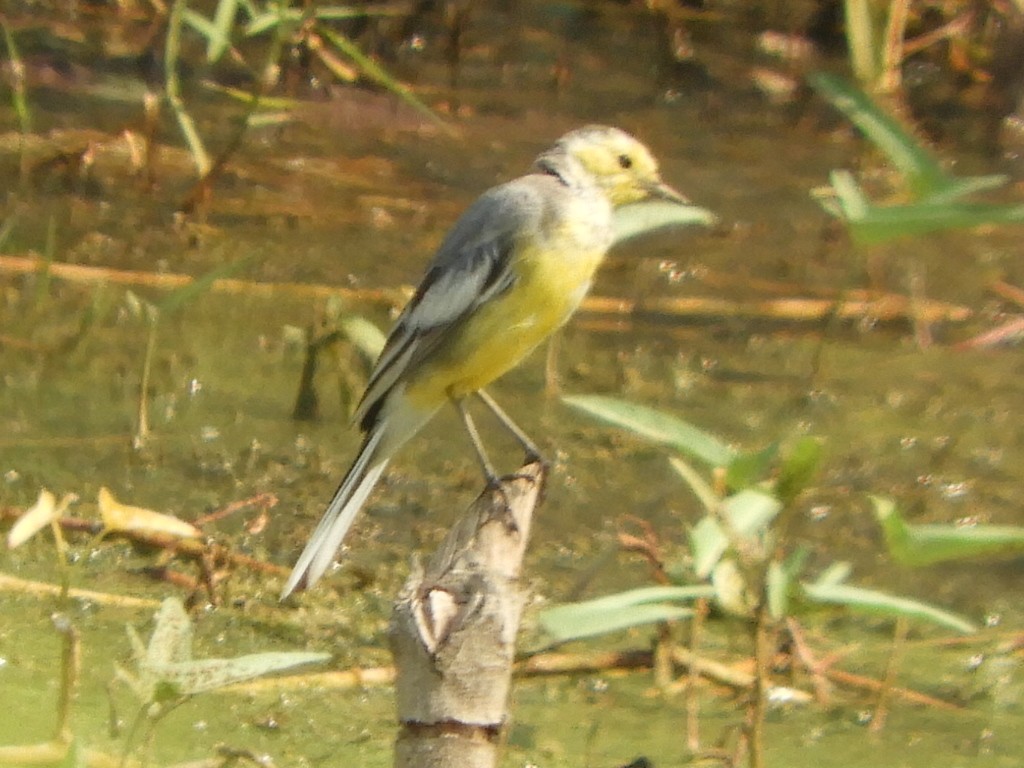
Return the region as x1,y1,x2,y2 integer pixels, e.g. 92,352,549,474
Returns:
645,178,691,206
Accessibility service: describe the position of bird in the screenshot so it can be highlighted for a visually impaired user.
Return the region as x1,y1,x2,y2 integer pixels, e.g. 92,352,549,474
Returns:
281,125,706,598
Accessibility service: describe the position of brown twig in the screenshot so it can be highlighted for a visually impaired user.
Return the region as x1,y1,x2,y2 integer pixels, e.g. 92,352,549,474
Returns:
588,293,971,325
0,254,405,306
219,666,397,695
824,666,963,712
744,604,773,768
0,573,160,608
908,264,933,349
991,280,1024,308
686,598,709,753
785,617,834,706
616,515,668,584
871,617,909,731
954,316,1024,350
192,492,278,527
517,649,655,676
0,333,45,350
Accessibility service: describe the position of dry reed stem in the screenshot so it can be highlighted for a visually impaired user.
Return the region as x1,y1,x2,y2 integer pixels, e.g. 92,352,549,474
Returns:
0,255,971,325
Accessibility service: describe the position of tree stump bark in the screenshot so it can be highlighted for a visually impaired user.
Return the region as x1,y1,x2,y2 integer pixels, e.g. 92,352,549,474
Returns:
389,462,545,768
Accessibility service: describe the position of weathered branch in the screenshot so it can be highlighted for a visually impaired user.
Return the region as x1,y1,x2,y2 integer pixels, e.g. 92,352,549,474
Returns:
389,462,545,768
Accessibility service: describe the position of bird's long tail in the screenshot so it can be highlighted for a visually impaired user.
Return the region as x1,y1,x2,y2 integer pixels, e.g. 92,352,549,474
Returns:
280,428,389,598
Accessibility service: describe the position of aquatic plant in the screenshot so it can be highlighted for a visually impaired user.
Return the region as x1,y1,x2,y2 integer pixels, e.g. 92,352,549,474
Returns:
0,598,328,766
809,73,1024,244
537,394,977,767
542,395,976,642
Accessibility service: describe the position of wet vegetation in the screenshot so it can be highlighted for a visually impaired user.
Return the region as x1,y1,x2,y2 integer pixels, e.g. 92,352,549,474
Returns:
3,0,1024,766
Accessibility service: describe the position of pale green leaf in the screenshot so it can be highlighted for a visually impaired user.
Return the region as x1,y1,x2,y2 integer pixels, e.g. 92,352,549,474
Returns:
690,489,782,578
563,395,736,467
802,581,977,634
339,315,387,359
613,200,717,244
144,652,331,694
539,585,714,644
872,495,1024,567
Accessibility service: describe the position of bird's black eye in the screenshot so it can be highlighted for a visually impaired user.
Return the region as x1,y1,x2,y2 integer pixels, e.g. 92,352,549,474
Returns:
618,154,632,169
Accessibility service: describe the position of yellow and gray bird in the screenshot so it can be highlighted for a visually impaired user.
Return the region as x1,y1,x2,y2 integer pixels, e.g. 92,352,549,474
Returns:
282,125,710,598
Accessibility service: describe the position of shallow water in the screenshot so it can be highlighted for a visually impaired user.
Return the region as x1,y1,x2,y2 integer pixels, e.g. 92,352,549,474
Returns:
2,2,1024,766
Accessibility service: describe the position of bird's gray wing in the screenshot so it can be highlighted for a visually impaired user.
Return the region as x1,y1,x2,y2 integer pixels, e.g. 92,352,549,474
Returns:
353,179,546,431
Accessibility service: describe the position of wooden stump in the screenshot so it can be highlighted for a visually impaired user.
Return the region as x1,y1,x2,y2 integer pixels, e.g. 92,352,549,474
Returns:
389,462,546,768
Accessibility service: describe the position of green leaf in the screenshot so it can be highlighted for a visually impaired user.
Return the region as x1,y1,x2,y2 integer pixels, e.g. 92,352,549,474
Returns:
872,496,1024,567
667,456,717,511
244,6,398,36
766,546,810,620
181,10,218,46
766,560,787,620
711,558,751,616
339,315,387,359
144,652,331,694
802,581,977,634
538,585,714,644
812,561,852,587
144,598,194,667
563,395,736,467
155,256,254,318
724,443,778,491
848,201,1024,245
690,489,782,578
829,169,870,219
775,437,822,503
808,73,950,195
613,200,717,244
207,0,240,63
921,174,1009,204
129,598,329,701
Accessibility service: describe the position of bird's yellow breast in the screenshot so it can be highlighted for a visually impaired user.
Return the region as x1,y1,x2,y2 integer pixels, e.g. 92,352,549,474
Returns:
405,208,610,407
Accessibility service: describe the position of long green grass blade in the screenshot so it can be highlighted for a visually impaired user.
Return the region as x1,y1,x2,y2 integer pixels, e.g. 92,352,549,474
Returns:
156,256,254,317
245,6,400,36
667,456,718,511
1,22,32,134
182,9,218,47
809,72,949,195
208,0,241,62
802,581,977,634
563,395,736,467
849,201,1024,244
922,174,1009,204
539,585,714,644
167,0,212,175
316,25,449,132
829,169,869,219
813,561,851,587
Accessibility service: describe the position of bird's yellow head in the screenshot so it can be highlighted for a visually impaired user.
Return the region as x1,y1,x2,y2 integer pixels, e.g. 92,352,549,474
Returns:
535,125,689,208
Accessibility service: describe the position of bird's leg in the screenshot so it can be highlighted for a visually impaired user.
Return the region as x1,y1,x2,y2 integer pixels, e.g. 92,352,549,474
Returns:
475,389,546,466
455,398,501,487
455,398,540,518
